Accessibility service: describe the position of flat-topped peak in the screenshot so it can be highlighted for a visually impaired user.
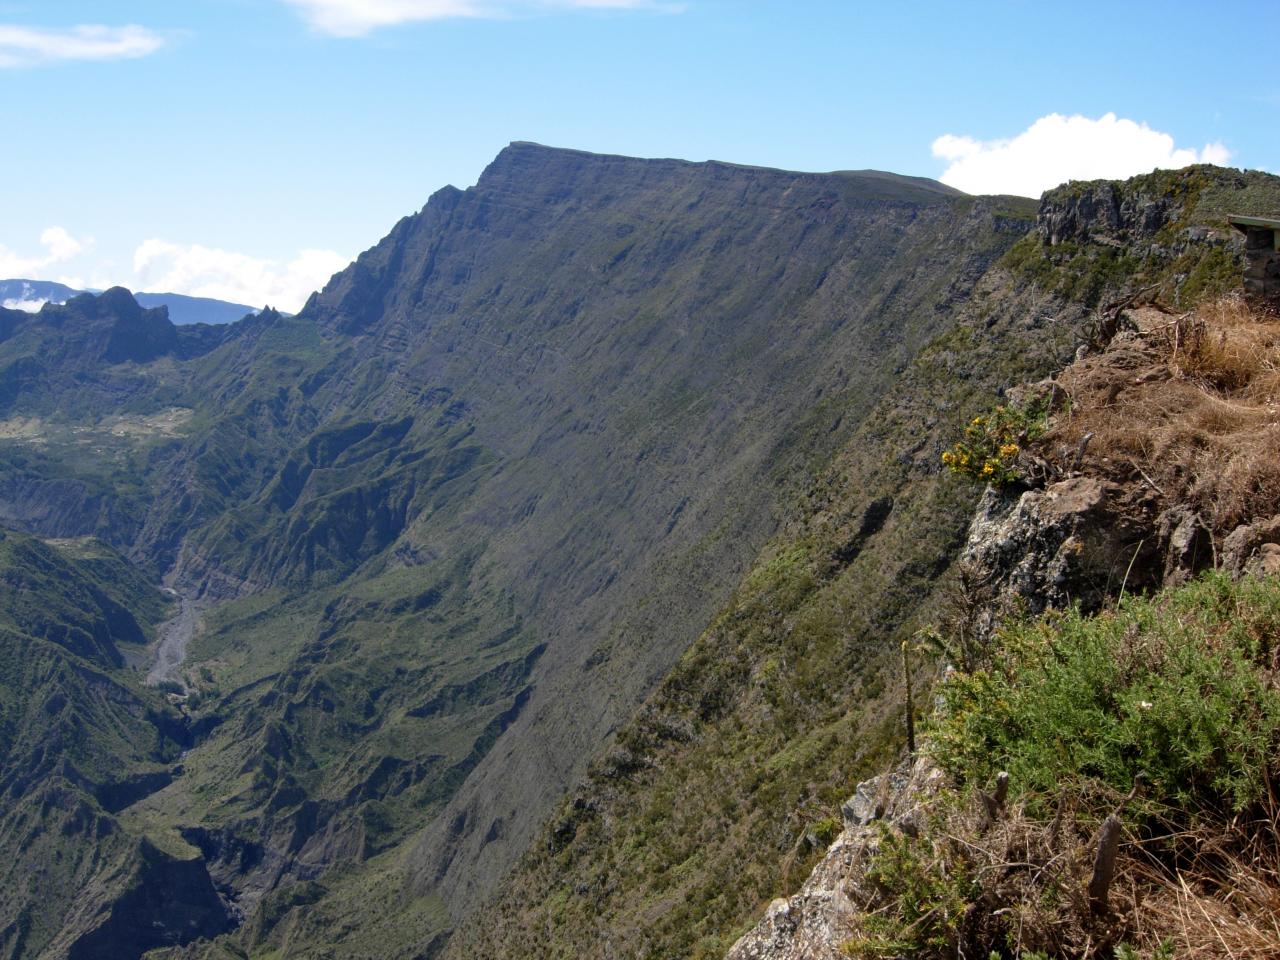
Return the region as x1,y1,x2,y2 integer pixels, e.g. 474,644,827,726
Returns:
477,141,965,204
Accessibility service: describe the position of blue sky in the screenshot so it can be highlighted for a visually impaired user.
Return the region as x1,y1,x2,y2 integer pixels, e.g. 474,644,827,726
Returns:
1,0,1276,310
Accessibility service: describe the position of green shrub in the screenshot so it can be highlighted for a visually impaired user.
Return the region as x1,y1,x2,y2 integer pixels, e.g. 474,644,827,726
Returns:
806,816,841,848
840,819,975,958
930,572,1280,816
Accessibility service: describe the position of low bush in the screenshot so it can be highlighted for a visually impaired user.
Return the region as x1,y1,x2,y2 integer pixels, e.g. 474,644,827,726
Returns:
941,403,1046,486
931,572,1280,817
844,573,1280,959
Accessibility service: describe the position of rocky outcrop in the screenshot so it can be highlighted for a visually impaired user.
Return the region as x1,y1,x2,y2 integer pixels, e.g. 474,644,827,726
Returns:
1038,181,1176,248
959,474,1217,621
1222,515,1280,578
725,758,945,960
1034,166,1262,254
963,476,1123,614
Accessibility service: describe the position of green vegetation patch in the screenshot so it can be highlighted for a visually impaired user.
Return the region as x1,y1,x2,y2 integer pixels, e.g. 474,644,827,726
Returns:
932,572,1280,816
845,573,1280,960
941,401,1046,486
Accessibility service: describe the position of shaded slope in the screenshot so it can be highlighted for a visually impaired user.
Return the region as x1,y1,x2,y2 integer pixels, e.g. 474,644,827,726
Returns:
444,258,1090,960
447,164,1280,959
0,532,229,960
2,144,1039,955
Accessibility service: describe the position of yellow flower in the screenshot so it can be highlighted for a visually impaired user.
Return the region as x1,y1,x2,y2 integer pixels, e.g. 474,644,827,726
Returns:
941,451,955,465
999,443,1019,458
982,461,995,476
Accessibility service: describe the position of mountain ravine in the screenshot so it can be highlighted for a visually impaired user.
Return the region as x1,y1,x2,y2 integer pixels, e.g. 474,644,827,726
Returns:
6,146,1270,959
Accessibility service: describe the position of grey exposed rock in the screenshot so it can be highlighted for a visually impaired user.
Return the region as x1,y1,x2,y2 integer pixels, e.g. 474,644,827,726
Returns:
1037,183,1172,248
962,477,1110,619
839,767,907,829
1222,515,1280,577
1157,505,1212,585
1250,544,1280,578
726,757,944,960
839,780,880,830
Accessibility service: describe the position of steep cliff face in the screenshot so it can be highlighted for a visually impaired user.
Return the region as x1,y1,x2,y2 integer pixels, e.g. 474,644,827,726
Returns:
444,239,1091,960
0,144,1037,957
717,168,1280,960
451,164,1280,960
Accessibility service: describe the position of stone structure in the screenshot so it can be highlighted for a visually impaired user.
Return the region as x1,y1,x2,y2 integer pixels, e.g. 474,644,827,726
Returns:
1229,214,1280,310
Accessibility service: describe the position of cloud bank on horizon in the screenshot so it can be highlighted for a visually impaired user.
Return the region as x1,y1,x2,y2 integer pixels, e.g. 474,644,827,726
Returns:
0,228,349,314
0,24,164,68
934,113,1232,198
132,240,350,312
0,228,88,280
281,0,671,37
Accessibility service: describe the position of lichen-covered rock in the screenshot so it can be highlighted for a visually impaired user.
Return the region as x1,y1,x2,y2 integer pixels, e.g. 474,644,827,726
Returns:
1037,180,1173,248
962,476,1118,618
1222,515,1280,577
725,757,944,960
1156,504,1213,585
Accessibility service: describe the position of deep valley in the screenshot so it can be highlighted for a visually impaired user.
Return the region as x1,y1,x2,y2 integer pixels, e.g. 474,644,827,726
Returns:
2,144,1279,960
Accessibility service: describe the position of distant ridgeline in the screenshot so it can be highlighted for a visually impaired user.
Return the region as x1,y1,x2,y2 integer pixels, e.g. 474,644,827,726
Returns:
0,278,259,325
0,144,1276,960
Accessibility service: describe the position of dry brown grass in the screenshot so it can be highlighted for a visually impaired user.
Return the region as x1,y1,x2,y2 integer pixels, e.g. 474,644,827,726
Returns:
1130,803,1280,960
1174,296,1280,393
845,782,1280,960
1041,295,1280,533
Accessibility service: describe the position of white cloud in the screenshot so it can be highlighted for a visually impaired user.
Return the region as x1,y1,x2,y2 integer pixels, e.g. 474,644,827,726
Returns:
132,240,350,312
932,113,1233,198
2,298,50,312
282,0,669,37
0,227,92,278
0,24,164,68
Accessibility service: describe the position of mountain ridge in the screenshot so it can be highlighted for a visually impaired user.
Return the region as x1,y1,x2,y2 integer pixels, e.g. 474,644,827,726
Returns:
4,147,1272,959
0,279,260,326
492,141,968,195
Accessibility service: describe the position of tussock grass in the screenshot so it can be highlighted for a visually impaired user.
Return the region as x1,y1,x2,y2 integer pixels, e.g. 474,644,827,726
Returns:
1136,816,1280,960
1045,295,1280,532
1175,295,1280,393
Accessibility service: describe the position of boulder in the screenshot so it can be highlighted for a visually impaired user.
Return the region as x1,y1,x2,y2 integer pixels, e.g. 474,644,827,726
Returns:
1222,515,1280,577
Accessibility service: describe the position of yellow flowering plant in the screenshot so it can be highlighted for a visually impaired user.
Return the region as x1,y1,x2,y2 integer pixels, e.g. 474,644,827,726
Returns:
941,402,1045,486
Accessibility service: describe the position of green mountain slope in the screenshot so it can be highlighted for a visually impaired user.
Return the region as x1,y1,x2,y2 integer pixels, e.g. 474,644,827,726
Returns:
444,259,1089,960
0,143,1037,957
445,164,1280,958
6,150,1272,959
0,532,230,960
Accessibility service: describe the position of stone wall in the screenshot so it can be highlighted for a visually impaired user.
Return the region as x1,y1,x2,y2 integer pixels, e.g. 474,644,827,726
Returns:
1241,224,1280,309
